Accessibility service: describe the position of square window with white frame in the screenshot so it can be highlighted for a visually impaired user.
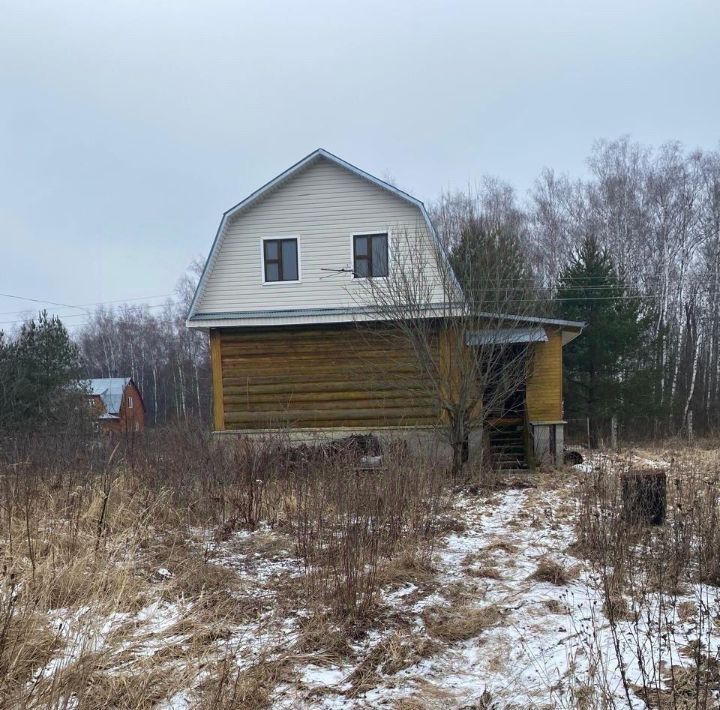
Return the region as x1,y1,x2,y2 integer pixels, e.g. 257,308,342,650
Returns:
353,233,388,278
263,238,299,282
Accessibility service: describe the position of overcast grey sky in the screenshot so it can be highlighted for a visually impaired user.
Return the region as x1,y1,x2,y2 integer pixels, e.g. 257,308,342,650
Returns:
1,0,718,331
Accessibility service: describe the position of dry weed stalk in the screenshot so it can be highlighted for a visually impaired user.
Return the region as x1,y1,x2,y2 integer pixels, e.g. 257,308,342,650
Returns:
291,444,448,618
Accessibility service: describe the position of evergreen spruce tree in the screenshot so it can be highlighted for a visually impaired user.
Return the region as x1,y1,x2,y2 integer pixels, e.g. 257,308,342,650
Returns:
451,217,538,309
557,236,649,445
0,311,83,431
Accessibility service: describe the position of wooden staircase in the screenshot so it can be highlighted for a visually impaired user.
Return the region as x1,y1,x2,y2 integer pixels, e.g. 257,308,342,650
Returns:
488,422,529,470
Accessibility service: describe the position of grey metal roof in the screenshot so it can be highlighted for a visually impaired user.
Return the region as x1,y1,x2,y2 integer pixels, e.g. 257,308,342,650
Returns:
465,327,549,346
187,148,460,322
189,304,585,330
86,377,130,416
189,304,436,321
476,312,586,330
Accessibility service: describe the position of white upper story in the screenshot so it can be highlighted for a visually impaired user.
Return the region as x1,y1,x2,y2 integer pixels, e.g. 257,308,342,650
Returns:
187,149,450,329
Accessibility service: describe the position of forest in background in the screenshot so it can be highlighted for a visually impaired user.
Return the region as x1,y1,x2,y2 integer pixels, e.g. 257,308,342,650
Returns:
432,137,720,440
75,261,210,425
1,136,719,439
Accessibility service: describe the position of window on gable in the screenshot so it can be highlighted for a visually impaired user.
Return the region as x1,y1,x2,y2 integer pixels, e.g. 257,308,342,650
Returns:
128,396,133,409
263,238,299,282
353,233,388,278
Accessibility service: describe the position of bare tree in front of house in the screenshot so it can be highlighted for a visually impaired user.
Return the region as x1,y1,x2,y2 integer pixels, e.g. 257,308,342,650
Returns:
357,215,541,479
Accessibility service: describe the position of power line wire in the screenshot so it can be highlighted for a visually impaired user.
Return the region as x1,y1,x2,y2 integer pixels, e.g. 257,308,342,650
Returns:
0,301,182,327
0,292,175,317
0,292,85,311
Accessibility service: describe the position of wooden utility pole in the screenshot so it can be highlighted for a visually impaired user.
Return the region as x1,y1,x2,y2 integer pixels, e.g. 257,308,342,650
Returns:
586,417,591,449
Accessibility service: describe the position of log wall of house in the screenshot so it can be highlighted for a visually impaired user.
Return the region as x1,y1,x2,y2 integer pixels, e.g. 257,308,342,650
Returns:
211,326,439,431
525,327,563,422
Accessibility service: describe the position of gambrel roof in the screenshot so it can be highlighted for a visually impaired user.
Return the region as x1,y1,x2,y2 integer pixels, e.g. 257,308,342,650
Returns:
187,148,450,323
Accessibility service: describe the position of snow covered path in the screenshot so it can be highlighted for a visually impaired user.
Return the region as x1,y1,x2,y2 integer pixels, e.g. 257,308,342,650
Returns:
287,473,615,708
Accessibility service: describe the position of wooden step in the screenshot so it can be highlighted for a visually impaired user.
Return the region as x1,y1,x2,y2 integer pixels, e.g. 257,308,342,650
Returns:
488,424,528,470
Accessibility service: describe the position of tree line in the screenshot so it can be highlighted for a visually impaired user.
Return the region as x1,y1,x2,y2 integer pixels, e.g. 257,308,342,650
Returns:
76,262,210,425
0,264,209,432
433,137,720,440
2,136,718,440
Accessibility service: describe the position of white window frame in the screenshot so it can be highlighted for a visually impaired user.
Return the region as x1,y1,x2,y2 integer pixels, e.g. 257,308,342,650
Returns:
350,230,391,280
127,395,133,409
260,236,302,285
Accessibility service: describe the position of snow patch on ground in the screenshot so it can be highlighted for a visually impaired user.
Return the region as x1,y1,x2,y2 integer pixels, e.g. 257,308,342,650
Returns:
289,471,719,708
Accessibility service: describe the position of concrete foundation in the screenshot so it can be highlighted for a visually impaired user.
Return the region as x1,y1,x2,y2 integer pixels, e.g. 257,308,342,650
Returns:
214,425,515,470
530,421,565,466
214,426,454,466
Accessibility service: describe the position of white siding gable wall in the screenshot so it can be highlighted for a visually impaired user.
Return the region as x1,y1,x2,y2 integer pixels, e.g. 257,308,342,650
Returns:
192,157,447,328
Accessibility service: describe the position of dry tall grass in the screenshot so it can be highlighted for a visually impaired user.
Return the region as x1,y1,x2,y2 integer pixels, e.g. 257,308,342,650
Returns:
575,450,720,708
0,425,450,708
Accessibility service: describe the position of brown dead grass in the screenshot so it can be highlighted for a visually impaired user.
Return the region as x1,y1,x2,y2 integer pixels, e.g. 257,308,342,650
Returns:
677,600,698,623
348,631,441,695
433,515,468,535
166,557,240,600
603,593,631,621
0,432,454,709
213,528,293,561
633,652,720,710
423,603,501,642
467,565,504,580
391,677,457,708
71,657,191,709
189,588,265,628
528,557,576,586
293,620,356,665
198,656,294,709
376,548,436,589
0,604,59,703
441,581,479,605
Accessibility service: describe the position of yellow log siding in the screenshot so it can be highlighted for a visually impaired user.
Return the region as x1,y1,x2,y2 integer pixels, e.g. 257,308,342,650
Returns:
214,326,439,430
525,327,563,422
212,324,568,432
210,330,225,431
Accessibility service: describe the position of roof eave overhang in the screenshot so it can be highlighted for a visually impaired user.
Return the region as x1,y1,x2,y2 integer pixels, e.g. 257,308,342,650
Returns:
187,303,452,329
188,308,587,335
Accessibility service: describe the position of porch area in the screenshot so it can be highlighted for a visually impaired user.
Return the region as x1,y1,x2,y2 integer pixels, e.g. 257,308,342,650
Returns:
470,324,568,470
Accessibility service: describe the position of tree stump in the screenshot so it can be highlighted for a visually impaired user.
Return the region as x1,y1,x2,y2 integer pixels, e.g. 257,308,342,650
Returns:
621,468,667,525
